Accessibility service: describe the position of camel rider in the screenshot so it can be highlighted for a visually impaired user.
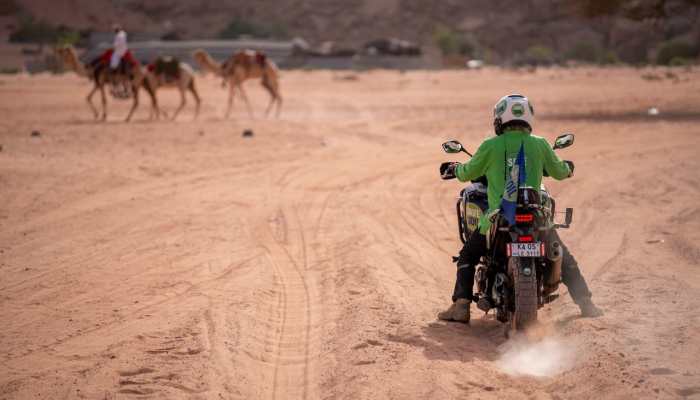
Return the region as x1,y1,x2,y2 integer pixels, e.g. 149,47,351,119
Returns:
109,24,129,72
89,25,136,73
438,94,602,323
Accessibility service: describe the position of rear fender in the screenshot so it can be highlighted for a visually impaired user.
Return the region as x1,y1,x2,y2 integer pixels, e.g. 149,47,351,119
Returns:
508,256,535,278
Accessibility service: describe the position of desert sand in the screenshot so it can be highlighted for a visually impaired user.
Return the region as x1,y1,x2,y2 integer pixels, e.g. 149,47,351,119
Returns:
1,67,699,399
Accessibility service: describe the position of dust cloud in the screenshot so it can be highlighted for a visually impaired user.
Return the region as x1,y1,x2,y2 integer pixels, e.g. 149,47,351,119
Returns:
496,334,579,377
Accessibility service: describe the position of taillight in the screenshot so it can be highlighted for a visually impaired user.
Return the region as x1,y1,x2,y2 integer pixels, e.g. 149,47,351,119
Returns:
515,214,534,223
518,235,534,242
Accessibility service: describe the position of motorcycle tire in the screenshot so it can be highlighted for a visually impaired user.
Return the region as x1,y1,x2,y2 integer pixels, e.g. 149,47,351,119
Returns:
509,257,538,332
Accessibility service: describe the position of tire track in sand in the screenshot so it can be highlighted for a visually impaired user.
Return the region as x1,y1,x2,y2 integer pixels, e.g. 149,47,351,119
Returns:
258,206,315,400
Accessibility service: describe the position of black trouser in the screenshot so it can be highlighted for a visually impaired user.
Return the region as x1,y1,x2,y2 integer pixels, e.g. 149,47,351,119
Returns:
452,230,592,305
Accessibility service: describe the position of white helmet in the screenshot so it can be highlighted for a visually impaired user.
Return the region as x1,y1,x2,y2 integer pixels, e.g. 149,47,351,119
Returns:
493,94,534,135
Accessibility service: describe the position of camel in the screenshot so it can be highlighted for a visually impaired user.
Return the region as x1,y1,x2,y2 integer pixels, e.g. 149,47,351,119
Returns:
56,45,156,122
143,56,201,121
193,49,282,118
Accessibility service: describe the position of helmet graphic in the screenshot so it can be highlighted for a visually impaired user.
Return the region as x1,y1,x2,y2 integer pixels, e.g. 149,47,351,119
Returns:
493,94,534,135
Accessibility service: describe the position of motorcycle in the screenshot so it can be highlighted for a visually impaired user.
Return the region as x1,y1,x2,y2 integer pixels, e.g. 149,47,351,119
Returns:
440,134,575,335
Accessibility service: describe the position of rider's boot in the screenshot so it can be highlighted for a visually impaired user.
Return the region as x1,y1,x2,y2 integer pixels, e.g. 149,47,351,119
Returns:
577,297,603,318
437,298,470,323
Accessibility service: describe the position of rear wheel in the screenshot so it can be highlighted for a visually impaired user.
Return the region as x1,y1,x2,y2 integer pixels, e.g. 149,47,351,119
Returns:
509,257,538,332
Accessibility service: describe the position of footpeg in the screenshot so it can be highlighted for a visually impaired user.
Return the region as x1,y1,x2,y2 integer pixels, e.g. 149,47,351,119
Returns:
477,297,492,312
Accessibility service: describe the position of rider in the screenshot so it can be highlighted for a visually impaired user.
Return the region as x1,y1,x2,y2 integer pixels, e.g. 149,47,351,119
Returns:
89,24,137,75
438,94,602,323
110,24,129,72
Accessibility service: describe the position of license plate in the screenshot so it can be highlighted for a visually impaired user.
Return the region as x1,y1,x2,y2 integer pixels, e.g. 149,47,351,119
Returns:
507,242,544,257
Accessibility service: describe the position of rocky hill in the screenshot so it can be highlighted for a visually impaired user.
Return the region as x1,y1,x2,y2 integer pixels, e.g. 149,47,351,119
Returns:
5,0,700,65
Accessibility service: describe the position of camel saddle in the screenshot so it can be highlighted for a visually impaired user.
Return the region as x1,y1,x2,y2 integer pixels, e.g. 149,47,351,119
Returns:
239,50,267,69
255,51,267,67
152,56,181,81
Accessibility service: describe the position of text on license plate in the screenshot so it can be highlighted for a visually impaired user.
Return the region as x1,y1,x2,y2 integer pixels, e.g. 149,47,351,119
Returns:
507,242,545,257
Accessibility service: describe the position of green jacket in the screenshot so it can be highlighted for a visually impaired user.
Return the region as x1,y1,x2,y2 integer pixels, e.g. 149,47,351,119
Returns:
455,129,571,233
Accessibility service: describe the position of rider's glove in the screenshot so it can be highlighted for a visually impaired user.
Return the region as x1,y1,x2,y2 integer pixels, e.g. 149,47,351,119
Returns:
564,160,575,177
440,162,460,180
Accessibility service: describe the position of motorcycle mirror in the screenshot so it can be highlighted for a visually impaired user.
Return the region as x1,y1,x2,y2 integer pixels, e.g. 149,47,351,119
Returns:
442,140,464,154
553,133,575,150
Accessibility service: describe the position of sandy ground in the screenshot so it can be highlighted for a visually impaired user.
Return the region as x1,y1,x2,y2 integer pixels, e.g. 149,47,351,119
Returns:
1,67,700,399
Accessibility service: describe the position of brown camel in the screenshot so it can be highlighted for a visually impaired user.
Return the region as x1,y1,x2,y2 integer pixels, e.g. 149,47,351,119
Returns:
56,45,156,122
143,56,201,121
193,49,282,118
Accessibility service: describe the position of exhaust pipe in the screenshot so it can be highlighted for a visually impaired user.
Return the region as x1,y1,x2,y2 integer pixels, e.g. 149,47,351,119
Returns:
544,241,563,295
